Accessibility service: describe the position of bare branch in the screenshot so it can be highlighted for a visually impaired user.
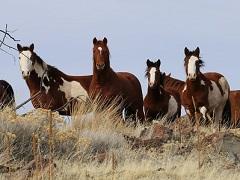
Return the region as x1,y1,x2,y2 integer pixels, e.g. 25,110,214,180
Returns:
0,24,20,42
0,24,8,47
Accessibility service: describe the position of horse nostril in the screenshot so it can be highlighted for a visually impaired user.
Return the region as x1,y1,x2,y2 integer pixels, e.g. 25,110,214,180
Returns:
96,63,105,69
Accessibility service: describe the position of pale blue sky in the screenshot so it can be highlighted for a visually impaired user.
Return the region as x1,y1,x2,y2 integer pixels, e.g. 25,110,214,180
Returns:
0,0,240,113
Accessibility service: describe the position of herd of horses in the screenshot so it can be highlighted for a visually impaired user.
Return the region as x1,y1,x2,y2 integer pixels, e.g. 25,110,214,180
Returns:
0,37,240,128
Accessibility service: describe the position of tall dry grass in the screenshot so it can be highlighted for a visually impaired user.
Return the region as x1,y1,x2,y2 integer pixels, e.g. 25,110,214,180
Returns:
0,98,240,180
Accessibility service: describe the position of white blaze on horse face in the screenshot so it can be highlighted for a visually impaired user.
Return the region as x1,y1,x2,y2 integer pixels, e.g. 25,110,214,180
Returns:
149,67,157,87
187,55,199,80
98,47,102,55
59,78,88,102
19,50,33,78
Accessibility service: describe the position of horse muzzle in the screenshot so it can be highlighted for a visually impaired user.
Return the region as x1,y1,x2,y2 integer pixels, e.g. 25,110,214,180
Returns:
96,63,105,70
149,82,157,88
187,73,197,80
22,71,31,79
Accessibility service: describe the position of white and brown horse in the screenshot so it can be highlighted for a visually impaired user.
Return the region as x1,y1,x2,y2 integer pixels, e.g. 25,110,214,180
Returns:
89,37,145,122
17,43,92,115
181,47,230,126
144,59,181,121
0,80,15,109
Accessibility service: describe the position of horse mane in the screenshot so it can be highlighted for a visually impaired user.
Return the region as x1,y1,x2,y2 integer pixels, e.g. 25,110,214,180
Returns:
32,52,47,69
32,51,67,77
185,50,205,68
198,58,204,68
144,67,149,78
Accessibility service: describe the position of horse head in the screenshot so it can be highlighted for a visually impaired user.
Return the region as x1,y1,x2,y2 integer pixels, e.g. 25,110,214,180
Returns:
184,47,204,80
145,59,161,88
92,37,110,71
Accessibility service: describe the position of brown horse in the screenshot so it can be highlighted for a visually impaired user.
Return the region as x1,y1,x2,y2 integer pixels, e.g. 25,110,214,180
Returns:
0,80,15,109
89,37,144,122
159,72,185,105
181,47,230,126
17,43,92,115
144,59,181,121
229,90,240,127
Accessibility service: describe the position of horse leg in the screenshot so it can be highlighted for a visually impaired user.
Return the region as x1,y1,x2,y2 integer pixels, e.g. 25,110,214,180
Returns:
214,105,224,130
124,106,145,124
136,107,145,124
199,106,211,125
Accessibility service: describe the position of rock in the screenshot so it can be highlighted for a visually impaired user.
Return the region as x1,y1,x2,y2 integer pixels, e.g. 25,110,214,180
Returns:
123,134,165,150
201,132,240,164
139,123,173,142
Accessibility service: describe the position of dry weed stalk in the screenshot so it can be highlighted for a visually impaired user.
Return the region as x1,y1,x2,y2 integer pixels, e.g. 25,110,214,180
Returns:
191,96,201,170
48,111,54,180
32,133,40,179
112,151,117,180
4,132,15,176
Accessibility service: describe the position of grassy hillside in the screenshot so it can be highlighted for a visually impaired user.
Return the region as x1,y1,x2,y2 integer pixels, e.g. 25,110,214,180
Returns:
0,100,240,180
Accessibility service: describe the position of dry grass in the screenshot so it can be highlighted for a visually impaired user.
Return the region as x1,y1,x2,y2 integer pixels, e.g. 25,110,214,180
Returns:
0,99,240,180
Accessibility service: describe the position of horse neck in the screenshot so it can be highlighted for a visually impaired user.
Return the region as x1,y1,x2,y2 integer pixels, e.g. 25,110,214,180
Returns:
25,60,48,93
186,73,204,91
92,59,114,84
162,74,185,93
25,72,42,93
146,85,165,99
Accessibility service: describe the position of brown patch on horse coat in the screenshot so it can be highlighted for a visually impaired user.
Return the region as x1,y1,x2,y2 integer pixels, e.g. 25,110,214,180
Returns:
161,73,185,99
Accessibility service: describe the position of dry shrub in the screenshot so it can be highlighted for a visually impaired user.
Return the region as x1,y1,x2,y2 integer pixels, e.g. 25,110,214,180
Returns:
0,97,240,179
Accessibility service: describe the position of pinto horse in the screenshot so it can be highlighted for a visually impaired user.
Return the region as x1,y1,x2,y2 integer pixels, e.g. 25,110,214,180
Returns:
89,37,144,122
144,59,181,121
17,43,92,115
0,80,15,109
181,47,230,126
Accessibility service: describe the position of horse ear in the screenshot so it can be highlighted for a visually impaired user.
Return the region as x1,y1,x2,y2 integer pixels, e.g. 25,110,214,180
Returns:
184,47,190,56
146,59,151,67
93,37,97,45
194,47,200,57
103,37,108,44
156,59,161,68
29,43,34,51
17,44,22,51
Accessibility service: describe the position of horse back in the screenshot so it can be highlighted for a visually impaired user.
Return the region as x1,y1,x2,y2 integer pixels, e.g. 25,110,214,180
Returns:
203,72,230,97
116,72,143,98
